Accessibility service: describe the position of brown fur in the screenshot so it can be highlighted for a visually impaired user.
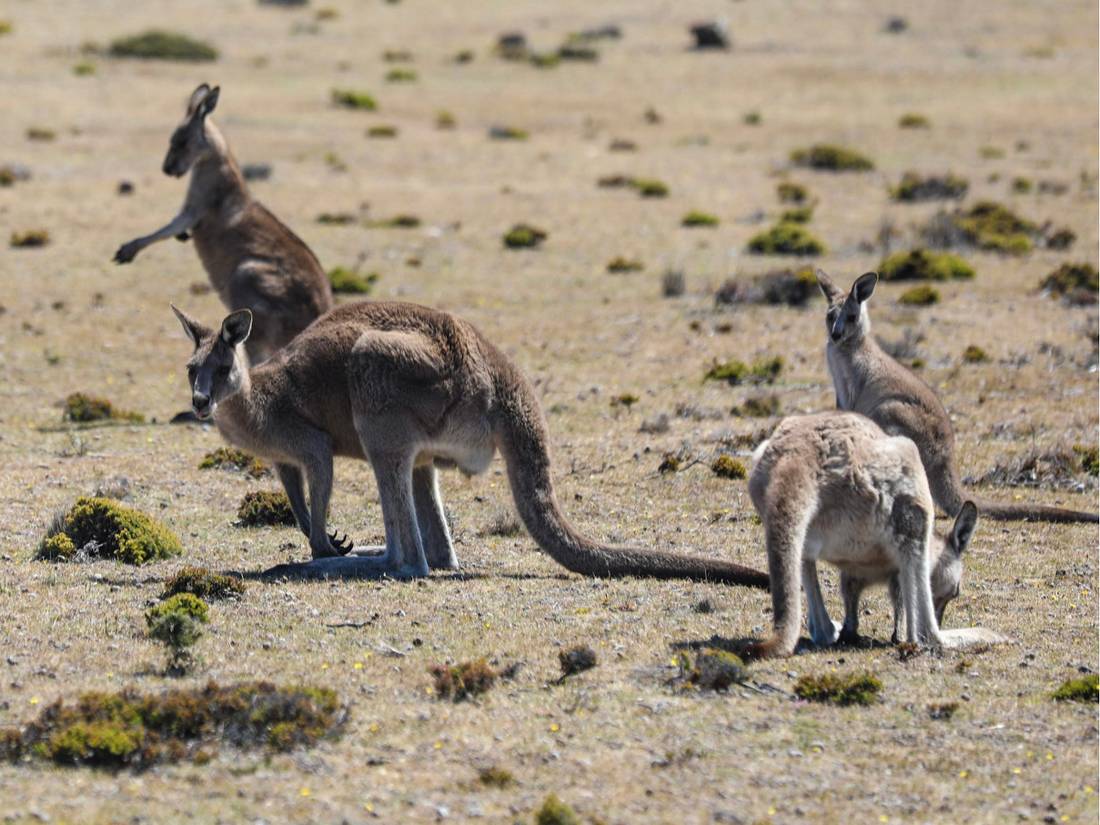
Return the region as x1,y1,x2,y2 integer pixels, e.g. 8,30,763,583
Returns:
172,300,771,587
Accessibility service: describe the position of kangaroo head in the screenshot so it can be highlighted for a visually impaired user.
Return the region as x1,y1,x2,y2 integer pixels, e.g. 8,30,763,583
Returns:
171,305,251,420
163,84,221,178
928,500,978,625
817,270,877,347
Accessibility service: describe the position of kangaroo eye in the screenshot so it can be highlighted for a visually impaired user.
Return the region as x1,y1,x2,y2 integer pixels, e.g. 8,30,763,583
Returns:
216,366,231,379
186,365,196,379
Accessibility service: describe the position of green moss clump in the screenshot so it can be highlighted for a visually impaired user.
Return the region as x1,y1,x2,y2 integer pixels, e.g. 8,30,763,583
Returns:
429,659,498,701
367,124,398,138
316,211,357,225
528,52,561,69
147,593,210,625
63,392,144,424
535,794,581,825
1052,674,1098,703
382,48,412,62
952,201,1036,254
705,356,783,385
777,181,808,203
878,249,975,281
891,172,968,202
743,111,762,126
898,113,930,129
478,765,517,788
633,178,669,198
73,61,96,76
734,394,780,417
331,88,377,111
606,257,643,273
711,455,747,480
1040,262,1098,302
979,145,1005,159
791,144,874,172
503,224,547,249
679,648,748,690
962,345,989,364
327,267,379,294
0,682,344,769
237,491,296,528
385,68,417,82
11,228,50,248
27,127,56,142
1011,177,1032,194
780,206,813,224
747,222,825,256
559,645,597,677
609,393,639,409
794,671,882,706
489,125,528,141
198,447,268,478
898,285,940,306
0,20,12,36
108,30,217,61
162,567,245,601
373,214,420,229
37,497,183,565
435,110,456,129
1073,445,1099,477
682,210,720,228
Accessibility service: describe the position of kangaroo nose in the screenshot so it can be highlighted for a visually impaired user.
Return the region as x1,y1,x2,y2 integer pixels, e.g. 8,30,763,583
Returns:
193,392,211,412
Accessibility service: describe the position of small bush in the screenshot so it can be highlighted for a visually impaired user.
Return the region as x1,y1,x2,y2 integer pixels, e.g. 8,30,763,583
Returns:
607,257,643,273
11,229,50,248
109,30,218,62
973,446,1092,490
1052,675,1098,703
435,110,456,130
658,453,682,474
898,113,930,129
704,356,783,385
237,491,296,527
878,249,974,281
682,210,719,228
928,702,959,720
331,88,377,111
198,447,268,478
780,206,813,224
1073,445,1099,477
734,394,780,417
717,267,818,307
679,648,748,691
382,48,412,62
777,181,808,203
951,201,1036,254
962,345,989,363
489,125,528,141
37,497,183,565
559,645,597,678
385,68,417,82
367,124,398,139
328,267,379,294
610,393,639,409
794,671,882,706
891,172,968,202
1045,227,1075,250
148,593,210,625
661,270,686,297
1011,177,1032,194
63,392,144,423
372,214,420,229
429,659,498,701
478,766,516,788
535,795,581,825
711,455,747,479
27,127,56,142
747,222,825,256
743,111,762,126
162,567,246,601
73,61,96,76
503,224,547,249
898,285,940,306
633,178,669,198
481,511,523,538
1040,262,1098,304
0,20,11,36
316,211,357,225
791,144,874,172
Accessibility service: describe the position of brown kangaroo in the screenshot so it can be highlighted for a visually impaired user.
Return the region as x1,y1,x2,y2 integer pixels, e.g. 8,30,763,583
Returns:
817,270,1097,524
116,84,333,364
171,300,771,587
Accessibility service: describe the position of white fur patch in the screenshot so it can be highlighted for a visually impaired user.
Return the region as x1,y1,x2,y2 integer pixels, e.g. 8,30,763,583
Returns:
939,627,1012,649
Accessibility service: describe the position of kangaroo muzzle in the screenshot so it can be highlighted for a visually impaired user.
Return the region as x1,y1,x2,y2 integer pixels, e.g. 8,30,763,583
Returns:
192,391,212,419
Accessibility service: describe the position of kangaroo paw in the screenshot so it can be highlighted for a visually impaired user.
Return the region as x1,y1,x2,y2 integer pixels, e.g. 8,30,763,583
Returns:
327,529,354,555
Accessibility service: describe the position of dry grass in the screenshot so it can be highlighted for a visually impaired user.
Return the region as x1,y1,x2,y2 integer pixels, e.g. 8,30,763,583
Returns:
0,1,1096,822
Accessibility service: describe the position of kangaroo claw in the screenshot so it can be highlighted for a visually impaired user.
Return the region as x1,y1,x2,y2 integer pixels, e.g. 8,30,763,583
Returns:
327,529,354,555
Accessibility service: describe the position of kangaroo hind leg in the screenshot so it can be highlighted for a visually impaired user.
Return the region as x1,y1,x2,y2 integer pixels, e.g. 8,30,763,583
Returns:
413,463,459,570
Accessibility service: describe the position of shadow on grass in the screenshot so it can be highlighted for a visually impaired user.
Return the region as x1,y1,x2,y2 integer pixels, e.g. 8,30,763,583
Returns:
670,633,893,660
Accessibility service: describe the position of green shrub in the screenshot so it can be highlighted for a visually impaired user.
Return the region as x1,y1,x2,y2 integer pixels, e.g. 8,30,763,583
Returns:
63,392,144,423
878,249,975,281
429,659,497,701
1011,177,1032,194
704,356,783,385
780,206,813,224
489,125,528,141
1040,262,1098,302
478,765,517,788
198,447,268,478
962,345,989,363
11,229,50,248
503,224,547,249
370,214,420,229
1052,674,1098,703
898,285,940,306
777,181,808,203
678,648,748,690
559,645,598,677
606,257,643,273
1074,445,1099,477
108,30,218,62
794,671,882,706
891,172,968,202
331,88,377,110
367,124,398,138
898,113,930,129
952,201,1035,254
734,394,780,417
385,68,417,82
435,110,456,129
161,566,246,601
37,497,182,565
681,210,719,228
747,222,825,256
148,593,210,625
633,178,669,198
237,491,296,527
711,455,747,479
316,211,357,225
791,144,874,171
535,795,580,825
73,61,96,76
743,111,762,126
27,127,56,142
327,267,379,294
0,20,11,36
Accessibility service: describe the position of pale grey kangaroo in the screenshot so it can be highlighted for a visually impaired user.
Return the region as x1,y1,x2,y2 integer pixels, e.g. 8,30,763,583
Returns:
116,84,333,363
817,270,1097,524
171,301,771,587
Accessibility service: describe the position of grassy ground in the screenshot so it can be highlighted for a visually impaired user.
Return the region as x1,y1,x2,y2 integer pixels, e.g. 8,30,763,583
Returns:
0,1,1097,822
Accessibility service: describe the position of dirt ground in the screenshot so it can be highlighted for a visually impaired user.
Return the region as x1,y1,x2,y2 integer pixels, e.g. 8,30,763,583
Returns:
0,1,1097,823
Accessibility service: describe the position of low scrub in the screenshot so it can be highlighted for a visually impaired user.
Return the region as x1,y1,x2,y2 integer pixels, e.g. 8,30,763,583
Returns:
898,285,940,306
429,659,498,701
711,455,747,479
535,795,581,825
1040,262,1097,305
331,88,377,111
606,257,643,273
146,594,209,675
503,224,547,249
970,446,1094,490
791,144,874,172
776,181,809,203
236,491,296,527
891,172,968,202
11,228,50,248
198,447,268,478
1052,674,1098,703
328,267,379,294
109,30,218,62
794,671,882,706
63,392,144,424
162,566,246,600
559,645,598,678
715,267,818,308
747,223,825,256
677,648,749,691
682,210,719,228
37,497,182,565
878,249,974,281
704,356,784,385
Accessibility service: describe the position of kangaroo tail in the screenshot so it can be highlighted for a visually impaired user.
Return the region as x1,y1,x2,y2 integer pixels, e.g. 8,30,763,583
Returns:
492,377,770,589
975,501,1098,524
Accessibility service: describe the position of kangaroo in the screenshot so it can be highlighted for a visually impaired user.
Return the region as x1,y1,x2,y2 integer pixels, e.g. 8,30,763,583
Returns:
816,270,1098,524
116,84,333,364
747,411,991,658
170,301,771,587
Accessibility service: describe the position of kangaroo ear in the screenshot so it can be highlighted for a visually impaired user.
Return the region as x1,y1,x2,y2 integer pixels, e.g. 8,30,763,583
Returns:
186,83,212,116
950,501,979,555
198,85,220,118
816,269,843,303
852,271,878,304
171,304,211,349
220,309,252,347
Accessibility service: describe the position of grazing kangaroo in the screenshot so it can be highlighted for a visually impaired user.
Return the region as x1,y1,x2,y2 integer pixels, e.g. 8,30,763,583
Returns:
747,411,996,658
116,84,333,364
170,301,771,587
817,270,1098,524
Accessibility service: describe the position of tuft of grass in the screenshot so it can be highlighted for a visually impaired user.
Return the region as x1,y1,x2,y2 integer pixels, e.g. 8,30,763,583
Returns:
898,113,931,129
898,285,940,306
316,211,357,225
0,20,11,36
717,267,818,307
489,125,528,141
979,145,1005,160
1044,227,1075,250
794,671,882,706
892,172,968,202
609,393,639,409
704,356,783,385
951,201,1036,255
385,68,417,82
73,61,96,76
1074,445,1099,477
661,270,686,297
559,645,597,678
777,181,808,203
878,249,974,281
633,178,669,198
429,660,498,702
679,648,748,691
11,228,50,248
607,257,643,273
1040,262,1098,304
928,702,959,720
743,111,762,126
478,765,517,788
711,455,747,479
747,223,825,256
682,210,719,228
733,394,780,417
108,30,218,62
327,267,379,295
367,124,398,139
331,88,377,111
382,49,412,62
481,511,523,538
435,110,456,130
37,496,183,565
1011,176,1032,194
962,345,989,364
657,453,682,474
26,127,56,142
198,447,268,478
974,446,1094,490
780,206,813,224
534,794,581,825
503,224,547,249
162,567,246,601
1051,674,1098,703
791,144,874,172
0,681,344,768
63,392,144,423
236,491,296,528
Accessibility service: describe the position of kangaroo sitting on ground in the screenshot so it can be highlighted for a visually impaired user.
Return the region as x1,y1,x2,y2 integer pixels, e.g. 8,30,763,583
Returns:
116,84,333,364
171,301,771,586
816,270,1098,524
747,411,997,658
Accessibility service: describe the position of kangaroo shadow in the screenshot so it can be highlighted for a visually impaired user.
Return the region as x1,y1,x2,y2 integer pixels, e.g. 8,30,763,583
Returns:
670,632,893,661
242,566,572,584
